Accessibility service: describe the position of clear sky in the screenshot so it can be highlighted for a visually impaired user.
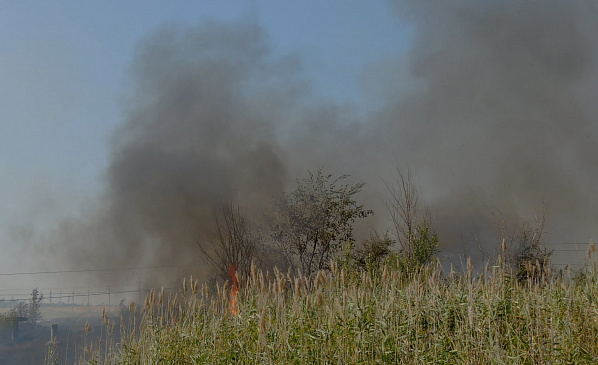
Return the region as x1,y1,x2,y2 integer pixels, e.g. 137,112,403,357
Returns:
0,1,409,300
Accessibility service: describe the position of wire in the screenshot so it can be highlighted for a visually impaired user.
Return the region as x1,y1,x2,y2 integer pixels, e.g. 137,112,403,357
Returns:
0,287,174,302
546,242,595,245
550,249,587,252
0,264,196,276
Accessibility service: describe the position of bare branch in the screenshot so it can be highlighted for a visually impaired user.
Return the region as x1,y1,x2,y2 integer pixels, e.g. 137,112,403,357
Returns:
195,198,262,280
384,168,420,257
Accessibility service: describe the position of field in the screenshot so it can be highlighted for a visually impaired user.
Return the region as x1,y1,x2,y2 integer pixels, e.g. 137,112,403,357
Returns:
63,258,598,364
0,305,113,365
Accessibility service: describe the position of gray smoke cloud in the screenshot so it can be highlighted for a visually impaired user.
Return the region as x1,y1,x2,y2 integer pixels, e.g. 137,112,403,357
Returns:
47,22,300,286
377,0,598,260
48,1,598,285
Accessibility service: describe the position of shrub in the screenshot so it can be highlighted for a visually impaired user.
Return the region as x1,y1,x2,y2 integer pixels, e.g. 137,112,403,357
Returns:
385,168,439,271
411,220,440,268
498,211,553,283
271,169,372,276
354,231,394,271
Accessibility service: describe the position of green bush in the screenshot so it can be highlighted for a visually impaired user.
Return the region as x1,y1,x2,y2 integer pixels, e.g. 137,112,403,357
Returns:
353,231,394,271
412,220,439,267
271,169,372,276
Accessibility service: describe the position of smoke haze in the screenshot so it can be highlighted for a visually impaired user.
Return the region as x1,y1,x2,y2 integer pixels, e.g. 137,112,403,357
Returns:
380,1,598,259
48,1,598,284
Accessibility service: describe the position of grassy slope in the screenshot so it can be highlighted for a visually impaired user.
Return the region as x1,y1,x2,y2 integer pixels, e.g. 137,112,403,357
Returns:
69,261,598,364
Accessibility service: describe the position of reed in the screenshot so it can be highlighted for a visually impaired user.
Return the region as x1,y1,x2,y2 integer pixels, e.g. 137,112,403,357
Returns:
66,257,598,364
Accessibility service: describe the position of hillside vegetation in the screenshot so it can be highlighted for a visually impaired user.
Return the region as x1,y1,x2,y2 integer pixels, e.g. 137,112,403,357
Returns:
55,257,598,364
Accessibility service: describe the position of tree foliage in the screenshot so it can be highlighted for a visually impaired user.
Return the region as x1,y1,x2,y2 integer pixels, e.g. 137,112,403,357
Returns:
9,301,28,319
28,288,43,323
411,221,439,267
272,169,372,276
354,230,394,271
0,289,43,328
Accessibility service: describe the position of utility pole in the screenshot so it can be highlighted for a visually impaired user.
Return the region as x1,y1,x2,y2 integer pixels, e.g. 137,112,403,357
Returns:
108,286,111,313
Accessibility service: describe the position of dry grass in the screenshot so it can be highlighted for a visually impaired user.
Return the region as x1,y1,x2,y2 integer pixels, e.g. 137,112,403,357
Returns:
59,259,598,364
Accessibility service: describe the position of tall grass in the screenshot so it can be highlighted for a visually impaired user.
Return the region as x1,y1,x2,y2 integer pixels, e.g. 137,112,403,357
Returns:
64,258,598,364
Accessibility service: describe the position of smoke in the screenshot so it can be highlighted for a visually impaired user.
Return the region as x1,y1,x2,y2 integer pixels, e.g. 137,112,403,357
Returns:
377,1,598,260
48,1,598,285
48,22,300,286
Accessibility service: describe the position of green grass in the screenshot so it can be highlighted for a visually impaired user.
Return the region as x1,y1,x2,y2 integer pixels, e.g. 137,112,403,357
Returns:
60,260,598,364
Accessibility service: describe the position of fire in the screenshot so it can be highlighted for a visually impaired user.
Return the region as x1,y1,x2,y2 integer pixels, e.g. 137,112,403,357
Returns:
229,264,239,316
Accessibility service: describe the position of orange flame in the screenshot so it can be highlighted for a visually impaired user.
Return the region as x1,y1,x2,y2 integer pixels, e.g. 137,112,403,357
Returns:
228,264,239,316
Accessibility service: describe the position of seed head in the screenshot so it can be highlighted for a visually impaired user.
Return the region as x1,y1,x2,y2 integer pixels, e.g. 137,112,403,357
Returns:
588,241,596,260
192,279,198,295
251,261,257,284
315,270,325,290
294,277,301,297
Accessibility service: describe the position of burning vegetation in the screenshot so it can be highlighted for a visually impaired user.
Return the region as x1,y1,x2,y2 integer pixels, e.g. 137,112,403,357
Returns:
36,0,598,362
70,253,598,364
46,0,598,292
228,264,239,316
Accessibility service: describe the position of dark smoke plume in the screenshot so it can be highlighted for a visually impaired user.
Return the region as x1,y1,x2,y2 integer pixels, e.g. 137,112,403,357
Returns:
376,1,598,261
48,2,598,285
48,22,302,286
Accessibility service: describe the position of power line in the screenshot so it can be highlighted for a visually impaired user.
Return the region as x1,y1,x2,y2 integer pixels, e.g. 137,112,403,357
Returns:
0,287,173,302
550,249,589,252
0,264,196,276
0,285,110,292
546,242,595,245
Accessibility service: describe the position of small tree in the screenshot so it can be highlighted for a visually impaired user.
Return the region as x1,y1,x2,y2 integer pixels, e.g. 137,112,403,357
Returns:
411,221,439,267
28,288,43,323
9,301,28,319
272,169,372,276
496,210,552,283
386,168,420,257
196,198,262,280
385,168,439,269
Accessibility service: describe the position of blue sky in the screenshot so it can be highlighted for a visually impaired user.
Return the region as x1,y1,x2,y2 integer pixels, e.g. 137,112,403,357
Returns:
0,1,409,291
